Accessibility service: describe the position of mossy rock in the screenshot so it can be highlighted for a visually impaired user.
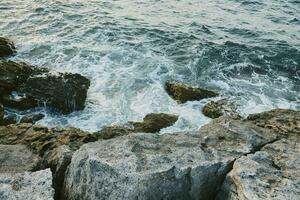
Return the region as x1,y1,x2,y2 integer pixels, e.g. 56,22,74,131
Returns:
165,81,218,104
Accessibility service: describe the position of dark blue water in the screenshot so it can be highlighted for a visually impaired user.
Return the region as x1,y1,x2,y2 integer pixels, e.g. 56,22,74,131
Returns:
1,0,299,132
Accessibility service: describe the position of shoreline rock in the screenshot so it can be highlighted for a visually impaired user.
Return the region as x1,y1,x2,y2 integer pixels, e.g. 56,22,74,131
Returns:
0,60,90,114
165,80,218,104
202,99,239,119
0,37,16,57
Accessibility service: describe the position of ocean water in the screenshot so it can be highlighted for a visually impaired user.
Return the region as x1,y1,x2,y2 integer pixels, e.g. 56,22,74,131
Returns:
1,0,299,132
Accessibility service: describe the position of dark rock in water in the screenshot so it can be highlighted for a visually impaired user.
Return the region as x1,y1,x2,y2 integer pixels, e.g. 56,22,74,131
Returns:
20,113,45,124
0,103,3,121
0,60,44,91
0,92,38,110
0,114,17,125
130,113,178,133
0,60,90,114
165,80,218,104
202,99,240,119
19,72,90,114
247,108,300,135
0,37,16,57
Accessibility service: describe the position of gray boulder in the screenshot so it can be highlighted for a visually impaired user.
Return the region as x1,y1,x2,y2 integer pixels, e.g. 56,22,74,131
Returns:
64,117,277,200
0,37,16,57
0,169,54,200
217,138,300,200
0,144,42,173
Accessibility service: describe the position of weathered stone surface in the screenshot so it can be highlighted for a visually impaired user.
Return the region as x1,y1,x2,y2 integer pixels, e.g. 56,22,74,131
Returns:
130,113,178,133
247,108,300,135
19,72,90,114
0,144,42,173
0,123,97,199
217,138,300,200
202,99,239,119
64,117,277,200
0,37,16,57
0,168,54,200
95,125,134,139
0,60,90,114
165,80,218,104
20,113,45,124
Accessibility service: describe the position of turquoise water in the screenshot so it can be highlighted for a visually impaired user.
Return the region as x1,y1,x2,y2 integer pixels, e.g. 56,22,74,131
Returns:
1,0,299,132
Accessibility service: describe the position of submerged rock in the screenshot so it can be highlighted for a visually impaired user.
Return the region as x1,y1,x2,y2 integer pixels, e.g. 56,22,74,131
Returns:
0,37,16,57
0,60,90,114
165,80,218,104
202,99,239,119
0,169,54,200
64,117,277,200
130,113,178,133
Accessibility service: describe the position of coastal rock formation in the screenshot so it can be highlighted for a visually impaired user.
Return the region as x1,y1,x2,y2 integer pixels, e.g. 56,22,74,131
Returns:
95,113,178,139
0,37,16,57
0,169,54,200
0,103,3,121
0,144,42,173
165,80,218,103
20,113,45,124
0,60,90,114
130,113,178,133
217,138,300,200
0,114,17,125
202,99,239,119
0,123,97,199
247,108,300,135
63,117,277,200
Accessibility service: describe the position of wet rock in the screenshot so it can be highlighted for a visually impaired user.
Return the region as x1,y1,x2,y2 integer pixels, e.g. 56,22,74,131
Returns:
1,92,38,110
247,108,300,135
19,72,90,114
0,168,54,200
202,99,239,119
0,60,45,91
217,138,300,200
95,113,179,139
0,60,90,114
0,114,17,125
165,80,218,103
64,117,277,200
0,37,16,57
130,113,178,133
0,103,3,121
20,113,45,124
0,144,42,173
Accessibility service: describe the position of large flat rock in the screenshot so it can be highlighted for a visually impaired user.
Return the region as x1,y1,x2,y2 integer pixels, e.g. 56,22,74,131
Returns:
0,169,54,200
64,117,277,200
